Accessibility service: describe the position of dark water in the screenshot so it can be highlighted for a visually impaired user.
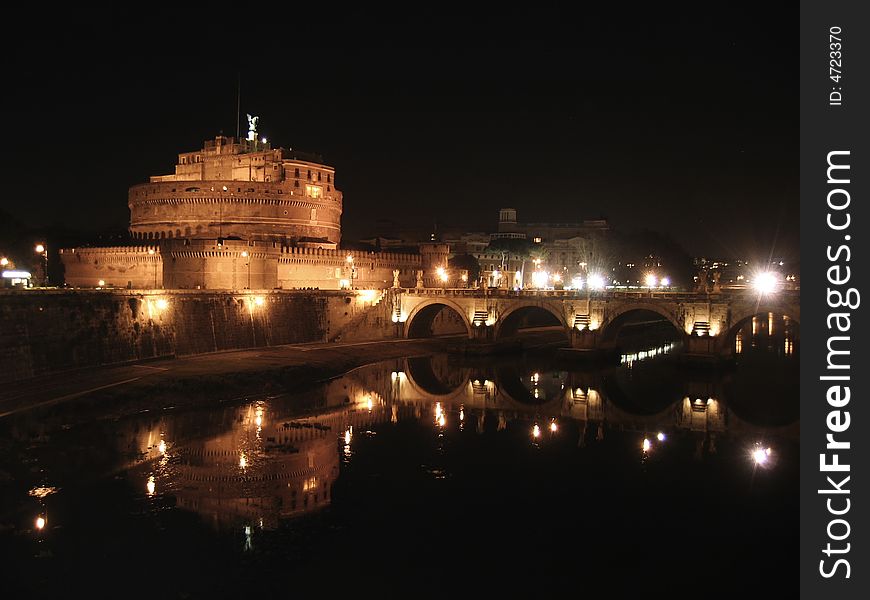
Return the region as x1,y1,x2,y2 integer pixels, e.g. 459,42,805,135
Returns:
0,333,798,597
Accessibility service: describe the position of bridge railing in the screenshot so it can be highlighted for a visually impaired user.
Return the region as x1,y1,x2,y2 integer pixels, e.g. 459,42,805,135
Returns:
395,287,799,301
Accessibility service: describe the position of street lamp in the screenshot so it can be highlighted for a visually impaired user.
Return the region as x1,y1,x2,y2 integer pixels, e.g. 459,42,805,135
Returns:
436,266,448,286
241,250,251,289
34,243,47,286
752,271,779,295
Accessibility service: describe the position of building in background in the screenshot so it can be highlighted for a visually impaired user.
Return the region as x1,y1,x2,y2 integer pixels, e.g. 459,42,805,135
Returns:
474,208,610,289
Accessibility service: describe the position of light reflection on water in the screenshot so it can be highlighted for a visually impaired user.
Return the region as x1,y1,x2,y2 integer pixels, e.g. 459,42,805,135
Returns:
620,341,678,368
0,345,799,593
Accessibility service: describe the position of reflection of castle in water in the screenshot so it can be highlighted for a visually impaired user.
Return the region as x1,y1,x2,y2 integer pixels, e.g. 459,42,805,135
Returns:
126,396,387,531
121,350,794,531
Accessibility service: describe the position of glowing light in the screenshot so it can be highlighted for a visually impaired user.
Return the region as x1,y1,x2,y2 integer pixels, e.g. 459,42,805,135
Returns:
660,277,670,287
346,254,354,263
36,516,46,530
438,414,446,427
587,273,605,290
147,476,156,496
549,420,558,433
239,453,248,469
340,278,350,289
436,266,448,282
2,270,31,279
571,276,583,289
241,250,249,258
657,432,665,442
532,424,541,438
531,270,549,288
357,289,379,302
752,271,779,295
158,440,166,454
148,248,156,255
344,427,353,444
0,257,8,266
751,443,773,466
98,280,105,287
155,298,169,310
552,273,562,283
460,408,465,421
35,244,45,254
367,396,374,411
28,487,58,499
644,273,658,287
253,296,265,307
642,438,652,452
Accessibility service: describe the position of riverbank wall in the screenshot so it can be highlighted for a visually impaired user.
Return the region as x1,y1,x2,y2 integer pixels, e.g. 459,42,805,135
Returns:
0,289,396,382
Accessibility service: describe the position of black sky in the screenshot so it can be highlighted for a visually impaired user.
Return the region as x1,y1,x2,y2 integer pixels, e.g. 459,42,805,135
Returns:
3,11,797,259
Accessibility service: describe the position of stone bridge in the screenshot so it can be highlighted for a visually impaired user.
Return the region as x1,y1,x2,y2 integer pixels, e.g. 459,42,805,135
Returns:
384,287,800,358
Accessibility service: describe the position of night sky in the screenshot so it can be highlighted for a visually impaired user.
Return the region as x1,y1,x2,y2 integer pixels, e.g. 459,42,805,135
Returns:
4,11,797,260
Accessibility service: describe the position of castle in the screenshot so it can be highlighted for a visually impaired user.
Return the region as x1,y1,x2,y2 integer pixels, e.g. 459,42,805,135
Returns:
60,132,424,290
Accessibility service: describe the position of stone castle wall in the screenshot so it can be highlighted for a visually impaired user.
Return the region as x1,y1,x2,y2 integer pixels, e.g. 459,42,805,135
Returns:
128,180,342,243
60,242,423,291
59,245,163,289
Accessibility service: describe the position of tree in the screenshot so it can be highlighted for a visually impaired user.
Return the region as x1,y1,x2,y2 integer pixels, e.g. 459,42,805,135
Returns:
448,253,481,283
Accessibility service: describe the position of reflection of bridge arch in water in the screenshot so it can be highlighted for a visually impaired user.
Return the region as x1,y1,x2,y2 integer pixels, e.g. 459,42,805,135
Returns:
492,363,567,410
404,300,472,338
402,356,471,403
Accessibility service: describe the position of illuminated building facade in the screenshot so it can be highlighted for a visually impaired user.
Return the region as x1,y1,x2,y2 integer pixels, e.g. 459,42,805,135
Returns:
60,135,421,289
129,135,343,244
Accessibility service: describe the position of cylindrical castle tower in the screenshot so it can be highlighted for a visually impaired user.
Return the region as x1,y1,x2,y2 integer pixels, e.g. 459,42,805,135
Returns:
128,136,342,244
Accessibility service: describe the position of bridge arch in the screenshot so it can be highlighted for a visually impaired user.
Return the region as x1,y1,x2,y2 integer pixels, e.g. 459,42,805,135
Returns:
404,299,473,339
598,302,684,345
728,302,801,334
719,306,801,355
493,301,570,339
